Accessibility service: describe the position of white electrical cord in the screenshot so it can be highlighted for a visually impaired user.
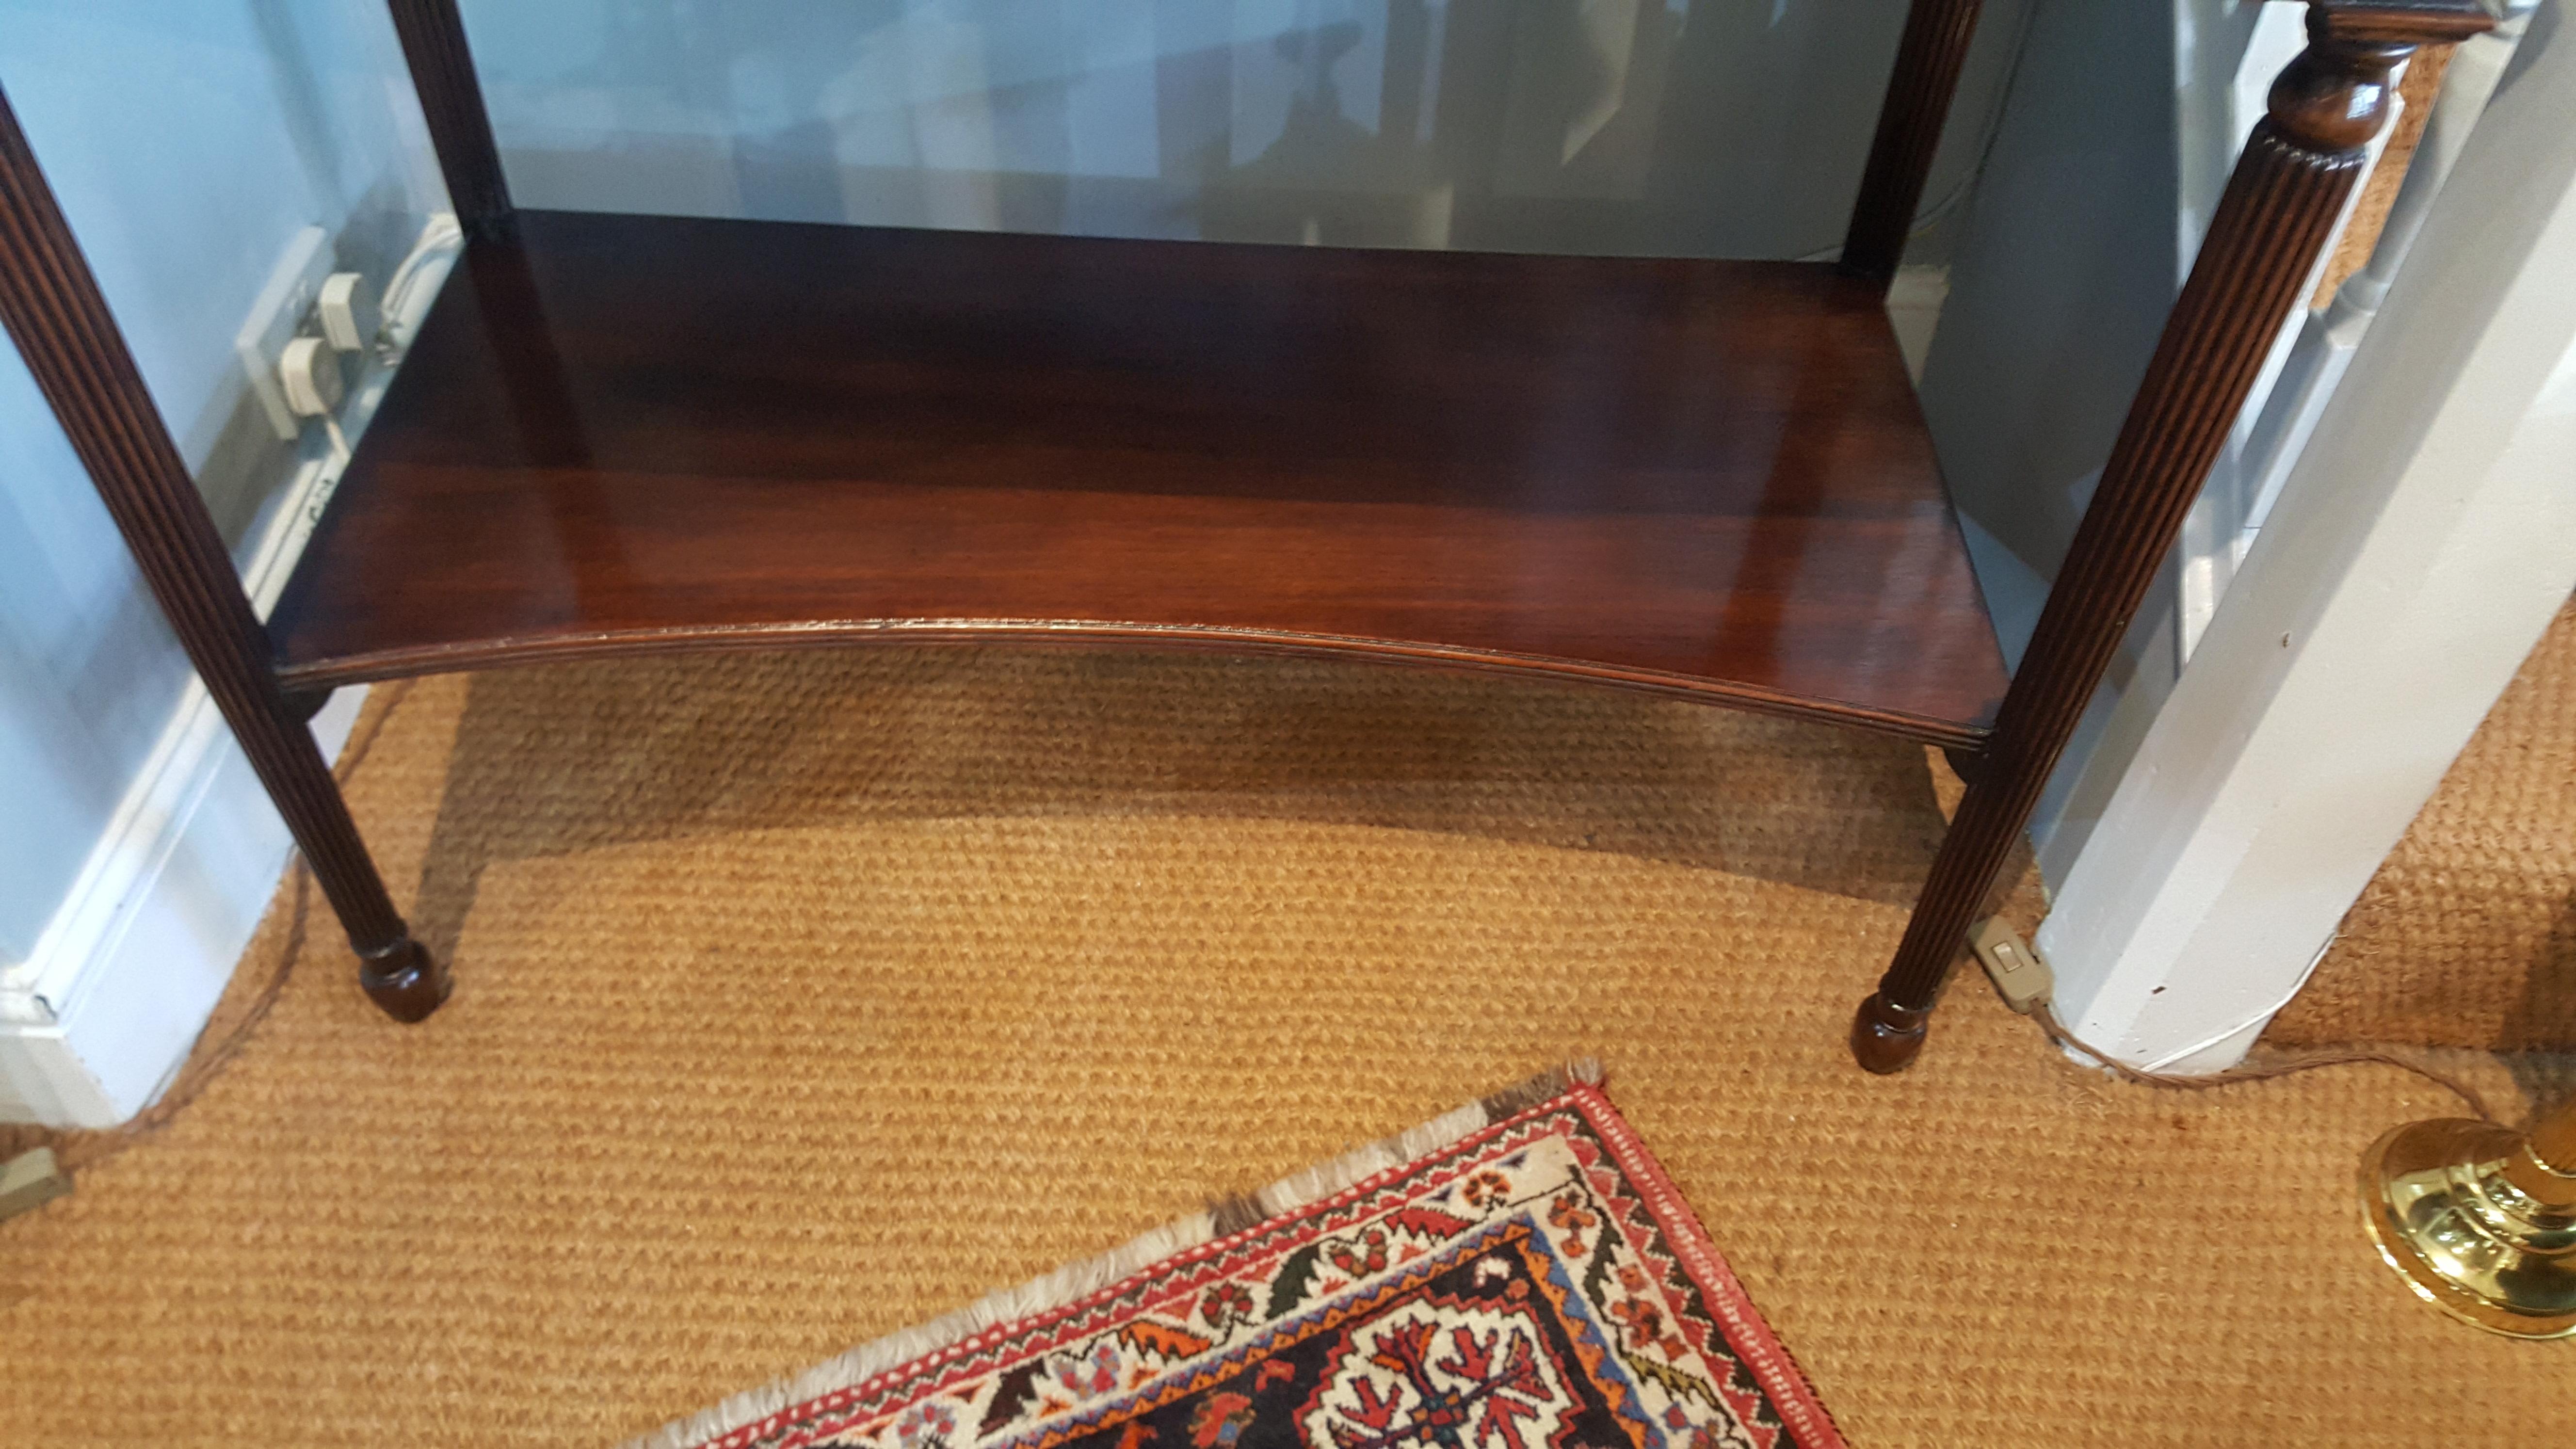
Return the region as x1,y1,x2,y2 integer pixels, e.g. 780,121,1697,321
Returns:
2033,982,2498,1125
320,413,353,467
380,211,460,314
373,211,463,360
2128,933,2338,1073
1974,919,2487,1115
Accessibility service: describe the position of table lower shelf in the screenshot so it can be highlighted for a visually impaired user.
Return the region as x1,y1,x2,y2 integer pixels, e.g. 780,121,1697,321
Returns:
268,210,2006,746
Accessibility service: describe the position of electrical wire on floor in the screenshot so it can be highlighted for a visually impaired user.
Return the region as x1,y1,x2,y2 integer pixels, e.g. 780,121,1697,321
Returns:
29,679,422,1175
2032,998,2500,1125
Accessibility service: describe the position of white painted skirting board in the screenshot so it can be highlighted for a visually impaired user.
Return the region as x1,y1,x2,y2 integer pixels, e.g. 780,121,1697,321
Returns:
0,221,456,1129
0,684,362,1127
0,434,368,1128
2037,6,2576,1072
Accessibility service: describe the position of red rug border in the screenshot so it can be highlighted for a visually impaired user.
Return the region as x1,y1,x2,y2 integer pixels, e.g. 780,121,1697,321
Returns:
730,1110,1574,1449
677,1073,1848,1449
1564,1084,1850,1449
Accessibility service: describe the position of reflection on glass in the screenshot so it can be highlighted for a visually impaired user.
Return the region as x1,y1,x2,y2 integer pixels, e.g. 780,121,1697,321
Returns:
459,0,1939,259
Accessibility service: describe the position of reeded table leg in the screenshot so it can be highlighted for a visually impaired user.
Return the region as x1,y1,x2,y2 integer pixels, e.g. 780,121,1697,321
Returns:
1847,0,2495,1072
0,86,448,1026
1854,772,2020,1074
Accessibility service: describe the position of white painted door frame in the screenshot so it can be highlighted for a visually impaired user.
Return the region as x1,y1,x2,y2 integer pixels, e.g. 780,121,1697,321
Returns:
2178,0,2540,665
2035,0,2576,1072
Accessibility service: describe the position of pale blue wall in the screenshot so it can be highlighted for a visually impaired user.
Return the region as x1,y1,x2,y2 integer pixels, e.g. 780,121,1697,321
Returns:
0,0,437,964
1919,0,2273,884
0,359,126,965
455,0,2035,261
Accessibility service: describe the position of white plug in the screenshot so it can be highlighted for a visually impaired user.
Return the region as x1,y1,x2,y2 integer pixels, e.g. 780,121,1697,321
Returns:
235,225,333,440
318,271,379,353
278,335,344,419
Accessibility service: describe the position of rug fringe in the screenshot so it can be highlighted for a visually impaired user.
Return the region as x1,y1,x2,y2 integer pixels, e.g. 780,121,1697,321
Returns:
623,1060,1601,1449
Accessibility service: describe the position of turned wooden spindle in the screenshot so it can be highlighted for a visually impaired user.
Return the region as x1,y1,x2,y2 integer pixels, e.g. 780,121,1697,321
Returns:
1851,0,2496,1073
0,87,449,1023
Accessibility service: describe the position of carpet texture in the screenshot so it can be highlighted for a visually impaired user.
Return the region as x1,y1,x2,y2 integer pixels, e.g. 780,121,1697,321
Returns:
633,1065,1844,1449
2311,39,2449,309
2269,595,2576,1049
2,649,2571,1447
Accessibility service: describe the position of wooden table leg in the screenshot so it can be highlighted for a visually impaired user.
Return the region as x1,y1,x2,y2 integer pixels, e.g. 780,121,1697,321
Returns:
1852,0,2496,1073
0,86,448,1023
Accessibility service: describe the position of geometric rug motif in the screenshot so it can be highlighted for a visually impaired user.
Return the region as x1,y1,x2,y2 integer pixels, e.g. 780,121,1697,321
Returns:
632,1066,1843,1449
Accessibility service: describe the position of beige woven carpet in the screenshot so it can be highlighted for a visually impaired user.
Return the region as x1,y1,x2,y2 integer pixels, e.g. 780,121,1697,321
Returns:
3,650,2570,1447
2270,595,2576,1049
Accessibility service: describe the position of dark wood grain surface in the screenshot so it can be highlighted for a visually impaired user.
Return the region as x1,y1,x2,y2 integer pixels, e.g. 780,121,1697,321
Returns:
270,210,2007,745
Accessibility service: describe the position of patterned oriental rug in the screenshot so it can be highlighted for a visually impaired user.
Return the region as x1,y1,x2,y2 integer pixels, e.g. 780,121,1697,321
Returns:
632,1065,1843,1449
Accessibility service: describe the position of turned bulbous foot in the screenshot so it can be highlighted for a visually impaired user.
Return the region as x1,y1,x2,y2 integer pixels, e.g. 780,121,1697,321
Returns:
1850,991,1928,1075
359,936,451,1023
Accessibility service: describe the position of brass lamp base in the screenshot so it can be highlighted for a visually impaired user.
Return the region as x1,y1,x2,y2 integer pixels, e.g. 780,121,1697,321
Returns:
2361,1117,2576,1338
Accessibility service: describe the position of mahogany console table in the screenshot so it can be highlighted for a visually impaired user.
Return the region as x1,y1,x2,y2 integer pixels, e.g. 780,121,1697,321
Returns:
0,1,2491,1074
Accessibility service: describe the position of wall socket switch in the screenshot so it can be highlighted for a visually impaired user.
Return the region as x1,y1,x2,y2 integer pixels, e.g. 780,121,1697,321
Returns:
0,1146,70,1221
234,225,333,441
1968,918,2054,1014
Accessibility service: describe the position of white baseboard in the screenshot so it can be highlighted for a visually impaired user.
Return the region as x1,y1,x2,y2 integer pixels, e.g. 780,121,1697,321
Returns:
0,686,363,1127
0,402,370,1128
0,408,372,1127
0,218,457,1129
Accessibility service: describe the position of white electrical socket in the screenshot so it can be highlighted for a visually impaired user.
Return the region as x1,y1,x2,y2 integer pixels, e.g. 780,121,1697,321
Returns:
234,225,333,441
